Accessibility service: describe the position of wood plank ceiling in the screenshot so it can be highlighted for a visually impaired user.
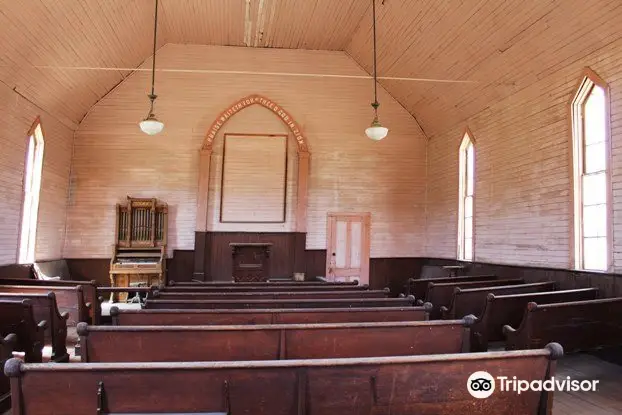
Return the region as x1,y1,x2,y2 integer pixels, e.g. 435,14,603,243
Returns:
1,0,621,137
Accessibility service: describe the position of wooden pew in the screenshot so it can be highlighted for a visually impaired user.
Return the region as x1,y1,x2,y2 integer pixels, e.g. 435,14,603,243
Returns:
0,285,90,326
407,275,498,298
440,281,558,320
144,296,416,310
0,278,100,324
504,297,622,353
110,304,434,326
0,300,46,363
152,288,390,301
170,279,359,286
4,343,564,415
0,293,69,362
161,284,371,293
0,333,16,413
422,278,524,319
78,319,472,362
469,288,599,352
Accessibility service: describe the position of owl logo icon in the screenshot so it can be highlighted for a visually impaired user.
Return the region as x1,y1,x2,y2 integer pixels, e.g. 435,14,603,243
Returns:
467,371,495,399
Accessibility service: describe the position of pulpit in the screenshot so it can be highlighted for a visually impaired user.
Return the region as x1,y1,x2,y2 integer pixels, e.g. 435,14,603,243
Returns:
230,243,272,282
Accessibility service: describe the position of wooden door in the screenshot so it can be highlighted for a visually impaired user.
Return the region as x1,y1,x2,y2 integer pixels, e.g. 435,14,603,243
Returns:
326,213,371,285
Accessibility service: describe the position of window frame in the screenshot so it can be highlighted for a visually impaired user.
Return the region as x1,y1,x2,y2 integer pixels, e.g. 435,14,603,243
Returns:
17,117,45,264
570,68,613,272
458,128,476,261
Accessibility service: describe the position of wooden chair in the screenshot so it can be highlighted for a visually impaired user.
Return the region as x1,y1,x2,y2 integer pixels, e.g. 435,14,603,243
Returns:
0,333,17,413
78,318,471,362
0,300,46,363
440,281,557,320
0,293,69,362
111,304,433,326
470,288,599,351
4,343,564,414
0,285,91,326
504,297,622,353
144,296,416,310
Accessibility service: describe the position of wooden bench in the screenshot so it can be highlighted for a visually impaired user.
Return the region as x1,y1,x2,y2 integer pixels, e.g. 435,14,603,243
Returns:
0,333,16,413
170,280,359,286
421,278,524,319
407,275,498,298
96,286,156,304
152,288,390,301
0,293,69,362
0,278,100,324
110,304,433,325
0,285,91,326
504,297,622,353
469,288,599,352
78,318,472,362
440,281,558,320
144,296,416,310
4,343,563,414
162,284,371,293
0,300,45,363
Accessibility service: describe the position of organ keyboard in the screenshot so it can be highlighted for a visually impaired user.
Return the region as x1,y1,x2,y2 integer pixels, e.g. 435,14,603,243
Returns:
109,197,168,302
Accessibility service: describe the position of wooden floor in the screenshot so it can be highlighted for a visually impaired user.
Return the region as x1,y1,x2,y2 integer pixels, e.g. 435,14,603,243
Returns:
2,353,620,415
554,353,622,414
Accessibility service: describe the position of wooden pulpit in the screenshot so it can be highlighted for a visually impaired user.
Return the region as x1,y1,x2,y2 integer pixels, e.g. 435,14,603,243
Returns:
230,243,272,282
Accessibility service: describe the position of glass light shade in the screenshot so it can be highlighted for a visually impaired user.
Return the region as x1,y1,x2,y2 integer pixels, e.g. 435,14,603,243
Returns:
365,120,389,141
139,116,164,135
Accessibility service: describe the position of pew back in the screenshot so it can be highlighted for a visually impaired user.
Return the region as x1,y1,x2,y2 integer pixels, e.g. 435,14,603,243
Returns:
78,320,470,362
0,300,45,363
470,288,599,351
112,305,431,326
0,293,69,362
144,296,416,310
408,275,498,299
504,297,622,353
0,278,99,324
153,289,389,301
425,278,524,318
0,333,16,413
162,284,370,293
441,281,558,320
0,285,89,326
5,344,562,415
170,280,359,286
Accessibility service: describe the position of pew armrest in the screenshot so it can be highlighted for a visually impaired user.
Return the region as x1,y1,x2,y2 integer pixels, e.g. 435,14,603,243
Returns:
97,296,105,304
502,324,517,335
60,312,70,321
37,320,49,330
439,306,450,319
415,299,424,306
85,302,92,310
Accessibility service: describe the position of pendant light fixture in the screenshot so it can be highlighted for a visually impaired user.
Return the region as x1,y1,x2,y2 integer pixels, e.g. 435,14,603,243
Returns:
365,0,388,141
139,0,164,135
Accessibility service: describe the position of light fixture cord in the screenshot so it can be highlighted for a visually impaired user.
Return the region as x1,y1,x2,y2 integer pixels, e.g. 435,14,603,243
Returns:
148,0,159,115
371,0,379,118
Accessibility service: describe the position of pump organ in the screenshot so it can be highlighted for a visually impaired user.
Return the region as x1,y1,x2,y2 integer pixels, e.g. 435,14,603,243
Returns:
109,197,168,301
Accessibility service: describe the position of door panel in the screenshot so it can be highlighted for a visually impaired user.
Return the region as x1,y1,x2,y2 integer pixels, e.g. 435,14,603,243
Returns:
326,213,370,285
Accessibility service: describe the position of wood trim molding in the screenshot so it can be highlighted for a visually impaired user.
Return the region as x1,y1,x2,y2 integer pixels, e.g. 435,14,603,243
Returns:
196,95,310,232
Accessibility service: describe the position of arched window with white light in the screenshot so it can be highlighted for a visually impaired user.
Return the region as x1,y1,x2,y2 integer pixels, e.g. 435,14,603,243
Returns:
18,119,45,264
458,130,475,261
571,69,611,271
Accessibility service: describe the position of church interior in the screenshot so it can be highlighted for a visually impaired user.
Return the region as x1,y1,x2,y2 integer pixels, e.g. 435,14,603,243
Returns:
1,0,622,414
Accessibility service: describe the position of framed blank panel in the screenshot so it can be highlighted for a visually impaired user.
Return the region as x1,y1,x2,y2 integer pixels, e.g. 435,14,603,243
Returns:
220,134,288,223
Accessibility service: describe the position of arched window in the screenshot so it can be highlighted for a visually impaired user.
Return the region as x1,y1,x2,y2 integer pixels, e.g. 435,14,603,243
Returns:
571,69,611,271
458,130,475,261
19,119,45,264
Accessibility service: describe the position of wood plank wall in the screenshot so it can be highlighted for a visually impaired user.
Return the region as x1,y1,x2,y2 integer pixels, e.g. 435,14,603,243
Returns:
64,44,428,260
0,83,74,265
426,37,622,270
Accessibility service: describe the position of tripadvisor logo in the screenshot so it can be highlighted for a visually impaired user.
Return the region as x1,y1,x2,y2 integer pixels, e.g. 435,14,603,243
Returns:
467,371,599,399
467,371,495,399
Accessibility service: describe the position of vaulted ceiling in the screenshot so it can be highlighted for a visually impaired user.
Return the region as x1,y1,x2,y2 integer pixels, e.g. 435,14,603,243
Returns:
1,0,621,137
